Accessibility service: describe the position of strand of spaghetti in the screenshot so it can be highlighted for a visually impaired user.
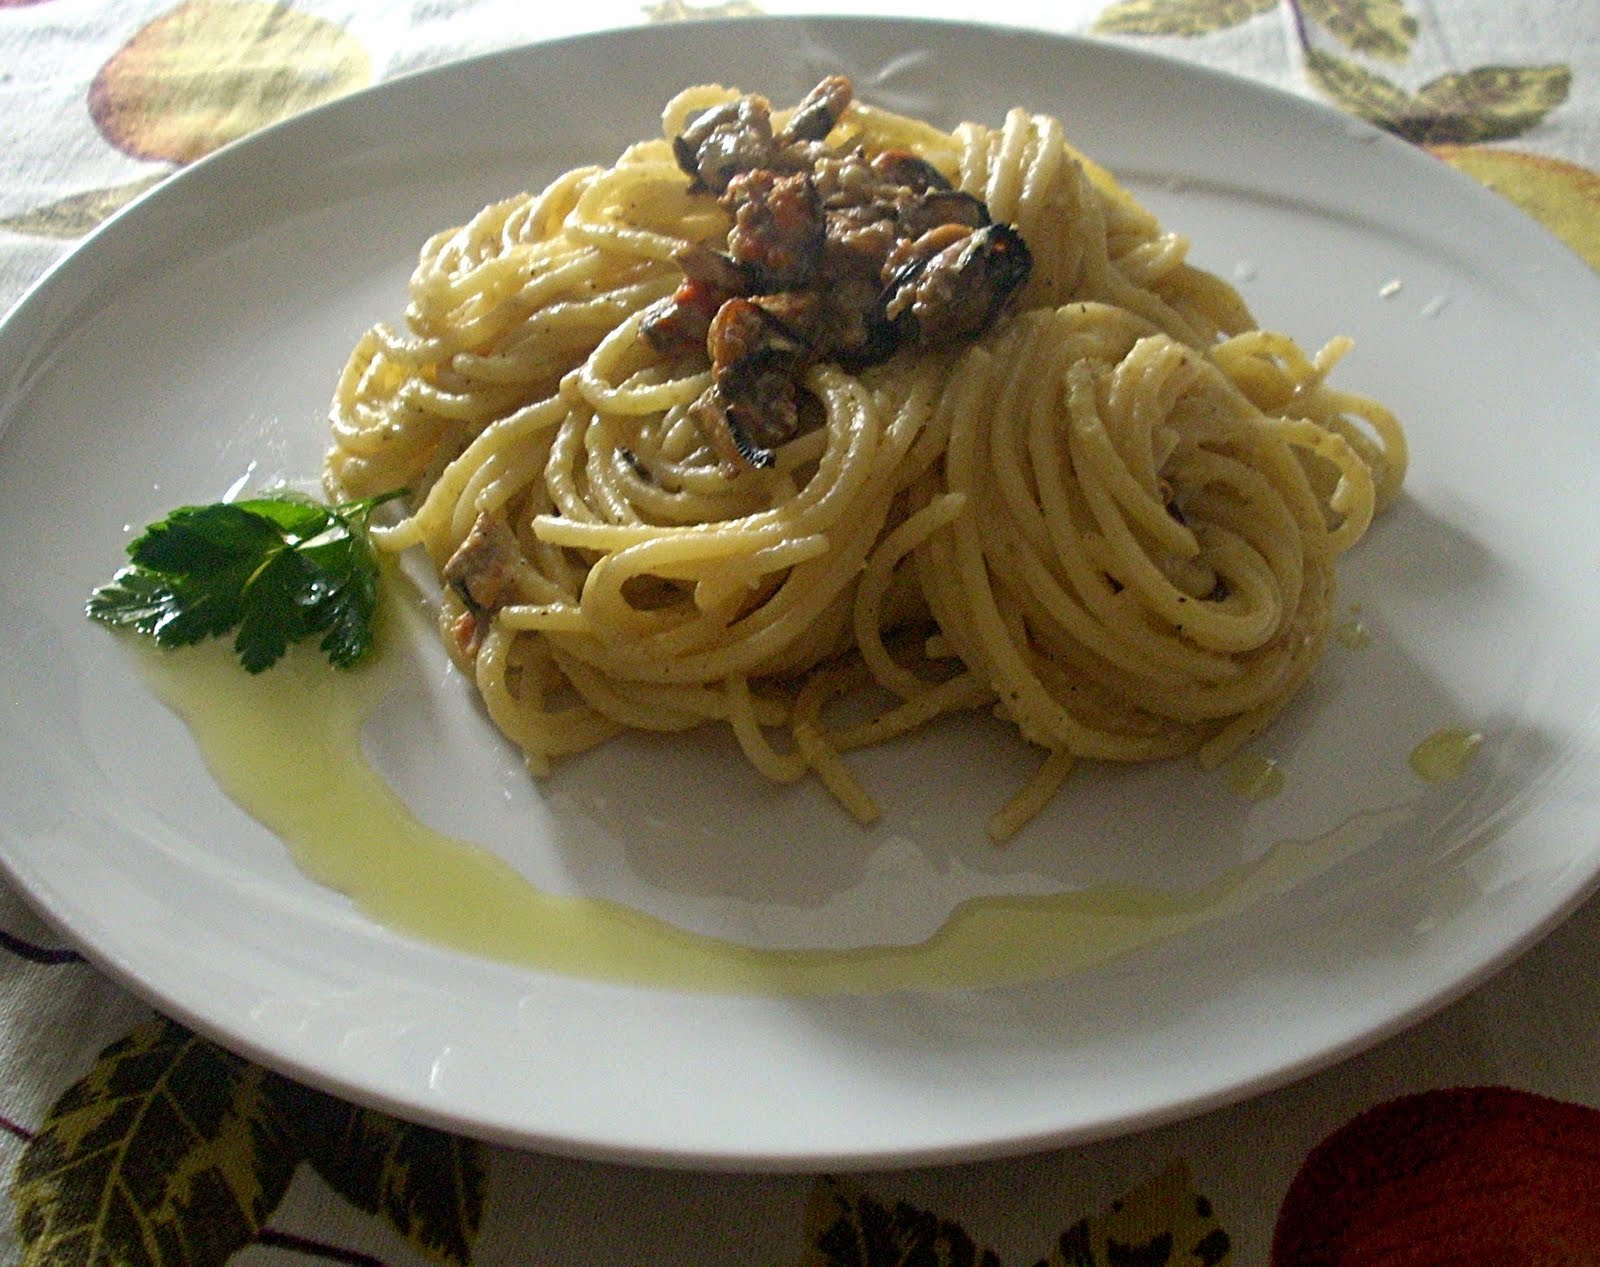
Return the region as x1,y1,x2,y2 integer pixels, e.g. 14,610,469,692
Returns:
660,84,739,139
690,534,831,608
1064,369,1281,651
979,312,1242,684
790,664,882,825
497,603,590,633
794,721,880,825
575,312,711,415
579,411,647,525
548,645,721,732
942,332,1174,760
854,492,969,699
843,101,962,169
533,366,882,552
1212,330,1406,513
565,161,708,261
376,391,570,551
988,748,1076,844
1257,412,1375,552
726,676,809,784
472,624,619,773
830,673,995,753
1064,345,1200,553
571,476,892,676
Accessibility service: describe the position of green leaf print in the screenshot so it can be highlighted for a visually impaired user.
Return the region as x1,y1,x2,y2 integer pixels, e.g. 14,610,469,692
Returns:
12,1018,298,1266
643,0,764,19
1304,48,1420,123
1300,0,1417,63
1098,0,1570,146
0,176,166,240
1406,64,1572,143
11,1018,488,1267
268,1077,487,1267
1030,1166,1231,1266
801,1176,1002,1266
801,1164,1230,1267
1306,51,1570,142
1093,0,1278,38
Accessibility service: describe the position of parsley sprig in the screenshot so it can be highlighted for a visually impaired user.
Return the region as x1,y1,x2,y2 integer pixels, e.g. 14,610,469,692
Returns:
87,489,406,673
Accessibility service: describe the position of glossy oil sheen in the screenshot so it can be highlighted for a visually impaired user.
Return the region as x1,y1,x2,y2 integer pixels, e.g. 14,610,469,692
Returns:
135,627,1403,996
1409,727,1484,783
1225,753,1287,802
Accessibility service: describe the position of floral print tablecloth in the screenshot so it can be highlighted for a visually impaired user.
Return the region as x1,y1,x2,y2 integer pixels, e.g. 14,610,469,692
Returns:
3,1,1600,1263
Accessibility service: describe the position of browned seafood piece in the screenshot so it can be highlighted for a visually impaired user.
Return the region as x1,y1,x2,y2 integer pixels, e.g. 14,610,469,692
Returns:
691,298,812,472
881,222,1033,347
663,77,1035,473
442,511,521,615
440,511,524,659
723,168,825,289
895,188,990,240
674,241,753,291
778,74,854,143
867,149,951,192
641,277,730,354
672,93,777,195
640,243,756,354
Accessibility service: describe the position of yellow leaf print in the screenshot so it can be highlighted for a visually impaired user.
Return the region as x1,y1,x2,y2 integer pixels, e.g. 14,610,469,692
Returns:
1094,0,1277,37
12,1019,297,1267
644,0,764,17
90,1,371,164
1301,0,1417,63
0,176,165,239
1431,145,1600,272
13,1017,488,1266
1041,1164,1231,1266
800,1162,1229,1265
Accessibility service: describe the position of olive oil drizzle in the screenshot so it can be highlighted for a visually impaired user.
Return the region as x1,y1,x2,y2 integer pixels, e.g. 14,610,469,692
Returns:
1410,727,1483,783
133,631,1405,997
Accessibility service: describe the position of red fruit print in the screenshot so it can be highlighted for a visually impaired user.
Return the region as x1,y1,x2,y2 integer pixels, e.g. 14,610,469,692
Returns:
1273,1086,1600,1264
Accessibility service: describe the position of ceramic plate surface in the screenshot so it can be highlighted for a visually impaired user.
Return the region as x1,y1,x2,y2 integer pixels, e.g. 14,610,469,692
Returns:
3,17,1600,1169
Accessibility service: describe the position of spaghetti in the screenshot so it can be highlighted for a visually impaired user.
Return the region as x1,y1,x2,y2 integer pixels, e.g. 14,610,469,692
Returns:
325,77,1405,840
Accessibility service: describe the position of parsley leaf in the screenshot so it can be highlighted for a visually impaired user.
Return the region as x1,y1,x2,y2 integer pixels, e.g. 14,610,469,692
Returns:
87,489,406,672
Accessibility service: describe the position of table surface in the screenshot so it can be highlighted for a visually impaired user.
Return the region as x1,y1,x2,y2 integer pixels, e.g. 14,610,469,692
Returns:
3,1,1600,1263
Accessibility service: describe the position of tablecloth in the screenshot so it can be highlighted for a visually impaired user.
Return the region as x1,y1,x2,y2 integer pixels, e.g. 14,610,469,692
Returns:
3,1,1600,1263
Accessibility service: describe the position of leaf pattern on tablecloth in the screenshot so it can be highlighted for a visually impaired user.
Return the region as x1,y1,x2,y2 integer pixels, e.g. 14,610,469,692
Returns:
0,0,764,242
1310,56,1571,142
1429,143,1600,270
1270,1087,1600,1261
89,0,371,164
799,1164,1230,1266
0,927,85,967
1094,0,1277,38
1300,0,1415,63
0,176,165,239
1408,65,1573,142
267,1077,486,1267
1095,0,1570,142
643,0,765,19
1,1,369,240
9,1018,487,1267
1032,1165,1230,1267
12,1019,299,1265
801,1176,1002,1265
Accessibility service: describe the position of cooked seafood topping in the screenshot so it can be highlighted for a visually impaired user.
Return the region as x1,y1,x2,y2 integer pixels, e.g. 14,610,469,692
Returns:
442,510,521,656
882,222,1034,346
649,75,1033,473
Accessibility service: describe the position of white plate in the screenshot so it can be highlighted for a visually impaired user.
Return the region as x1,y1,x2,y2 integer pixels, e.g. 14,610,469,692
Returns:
3,17,1600,1170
